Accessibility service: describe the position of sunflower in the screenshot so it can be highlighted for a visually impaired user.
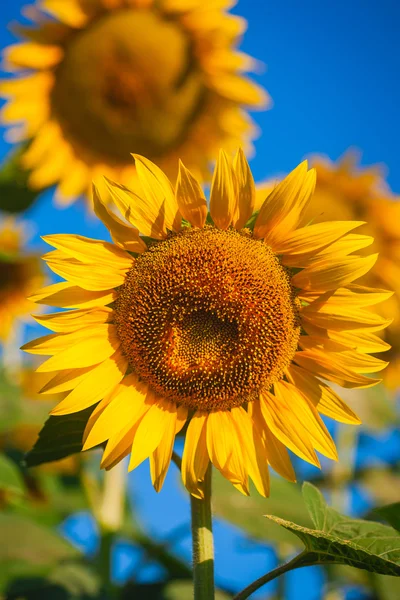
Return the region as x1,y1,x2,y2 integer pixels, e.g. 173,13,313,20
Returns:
0,218,43,341
300,151,400,390
22,151,391,498
0,0,267,206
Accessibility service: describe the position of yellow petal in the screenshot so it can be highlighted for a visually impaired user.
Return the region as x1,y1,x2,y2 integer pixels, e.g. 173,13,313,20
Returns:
3,42,63,70
44,258,126,291
232,148,256,229
150,415,178,492
294,350,381,389
175,161,207,229
40,366,99,394
29,282,117,308
132,154,181,233
105,178,168,240
326,329,391,354
40,0,89,27
259,390,320,467
286,364,361,424
275,381,338,461
181,412,209,499
36,324,120,372
254,162,315,245
50,350,128,415
42,234,134,269
210,73,268,107
83,373,149,450
275,221,365,256
206,410,248,492
128,398,178,472
292,254,379,293
230,406,269,497
209,149,236,230
300,284,393,307
249,401,296,482
92,184,146,253
33,307,112,333
301,303,392,331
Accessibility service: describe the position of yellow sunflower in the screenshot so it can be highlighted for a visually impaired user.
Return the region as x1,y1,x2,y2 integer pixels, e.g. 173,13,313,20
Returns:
22,151,391,498
0,0,267,206
300,151,400,390
0,218,43,341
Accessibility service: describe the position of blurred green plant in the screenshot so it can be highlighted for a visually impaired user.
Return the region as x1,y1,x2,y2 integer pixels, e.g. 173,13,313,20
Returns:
0,146,40,214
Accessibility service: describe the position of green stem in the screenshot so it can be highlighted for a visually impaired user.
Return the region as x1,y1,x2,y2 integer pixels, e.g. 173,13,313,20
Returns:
233,551,309,600
191,464,214,600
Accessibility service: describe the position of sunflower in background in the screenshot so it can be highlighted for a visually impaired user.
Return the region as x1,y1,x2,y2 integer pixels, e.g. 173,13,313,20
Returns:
0,218,43,342
0,0,267,206
23,150,390,498
302,152,400,391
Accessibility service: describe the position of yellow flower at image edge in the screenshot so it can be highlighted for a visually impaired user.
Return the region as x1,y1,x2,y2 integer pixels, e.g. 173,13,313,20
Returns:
0,0,267,205
0,219,43,341
23,150,391,498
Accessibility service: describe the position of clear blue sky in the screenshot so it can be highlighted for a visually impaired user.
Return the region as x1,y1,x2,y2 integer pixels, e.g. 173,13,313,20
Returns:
0,2,399,598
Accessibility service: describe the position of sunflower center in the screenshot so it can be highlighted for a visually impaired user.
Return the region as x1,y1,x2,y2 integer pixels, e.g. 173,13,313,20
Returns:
51,8,206,162
115,227,301,411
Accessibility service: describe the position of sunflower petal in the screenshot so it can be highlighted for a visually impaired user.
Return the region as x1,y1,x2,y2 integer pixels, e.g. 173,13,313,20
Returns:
33,307,112,332
36,324,120,372
249,401,296,482
175,161,207,229
209,149,236,230
259,389,320,467
206,410,248,491
44,257,126,291
132,154,181,233
286,365,361,424
50,350,128,415
92,184,146,253
292,254,379,292
182,412,209,499
233,148,255,229
29,281,117,308
150,406,179,492
42,234,134,269
294,350,382,389
230,406,269,497
275,221,365,256
129,399,178,471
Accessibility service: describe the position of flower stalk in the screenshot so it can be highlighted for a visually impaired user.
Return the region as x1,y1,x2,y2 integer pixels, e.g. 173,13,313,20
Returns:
191,464,215,600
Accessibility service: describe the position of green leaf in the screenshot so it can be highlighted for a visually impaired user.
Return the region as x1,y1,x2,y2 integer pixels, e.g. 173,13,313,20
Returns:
0,453,25,496
265,482,400,576
25,406,96,468
212,470,312,546
0,145,40,213
0,513,79,566
374,503,400,533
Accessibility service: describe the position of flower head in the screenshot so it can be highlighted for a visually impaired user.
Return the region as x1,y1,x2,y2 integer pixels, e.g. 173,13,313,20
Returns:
1,0,267,206
0,218,43,341
23,150,391,497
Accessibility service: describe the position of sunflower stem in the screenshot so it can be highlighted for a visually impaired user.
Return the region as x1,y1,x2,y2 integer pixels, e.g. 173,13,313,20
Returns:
190,464,215,600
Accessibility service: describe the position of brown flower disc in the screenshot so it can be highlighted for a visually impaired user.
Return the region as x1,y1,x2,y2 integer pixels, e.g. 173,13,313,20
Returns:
115,227,300,411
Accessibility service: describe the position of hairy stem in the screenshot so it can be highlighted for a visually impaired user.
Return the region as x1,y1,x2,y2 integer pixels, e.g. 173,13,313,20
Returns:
190,464,214,600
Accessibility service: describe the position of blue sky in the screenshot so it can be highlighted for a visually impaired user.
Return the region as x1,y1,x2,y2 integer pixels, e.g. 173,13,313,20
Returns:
0,2,399,598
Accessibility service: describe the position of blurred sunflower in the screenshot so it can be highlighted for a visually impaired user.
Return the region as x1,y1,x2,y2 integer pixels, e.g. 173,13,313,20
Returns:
0,0,267,206
301,152,400,390
0,218,43,341
23,151,390,498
